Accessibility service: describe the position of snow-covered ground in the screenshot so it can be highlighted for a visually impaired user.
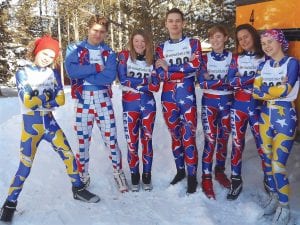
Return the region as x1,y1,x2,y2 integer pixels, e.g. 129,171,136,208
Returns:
0,85,299,225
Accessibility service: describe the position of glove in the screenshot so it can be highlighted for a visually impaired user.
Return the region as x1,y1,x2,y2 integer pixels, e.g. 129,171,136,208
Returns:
43,89,53,100
31,89,39,97
253,77,263,88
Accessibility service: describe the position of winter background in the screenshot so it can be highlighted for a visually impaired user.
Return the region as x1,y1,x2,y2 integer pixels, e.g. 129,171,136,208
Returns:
0,85,299,225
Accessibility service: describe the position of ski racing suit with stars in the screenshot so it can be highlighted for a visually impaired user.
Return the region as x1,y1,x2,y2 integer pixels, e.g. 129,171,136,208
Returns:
7,65,82,203
228,52,266,176
156,36,202,176
118,50,160,174
253,56,299,205
198,50,233,175
65,40,122,180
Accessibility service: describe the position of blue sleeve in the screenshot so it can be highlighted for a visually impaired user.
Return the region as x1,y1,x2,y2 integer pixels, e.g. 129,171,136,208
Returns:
64,43,98,79
117,51,146,89
155,44,166,80
85,51,117,85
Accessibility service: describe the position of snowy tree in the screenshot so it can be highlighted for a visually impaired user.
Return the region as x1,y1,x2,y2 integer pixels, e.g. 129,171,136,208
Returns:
0,0,13,88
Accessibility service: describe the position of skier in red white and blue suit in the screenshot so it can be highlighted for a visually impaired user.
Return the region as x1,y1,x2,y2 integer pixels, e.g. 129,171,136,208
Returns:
227,24,266,200
155,8,202,194
118,29,160,192
197,25,233,199
64,15,128,193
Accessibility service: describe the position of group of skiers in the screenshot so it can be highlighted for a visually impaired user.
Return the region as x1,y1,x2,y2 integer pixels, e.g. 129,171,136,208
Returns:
0,7,299,225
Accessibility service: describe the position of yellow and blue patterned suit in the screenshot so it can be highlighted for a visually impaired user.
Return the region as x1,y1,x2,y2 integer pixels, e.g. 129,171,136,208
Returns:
6,65,81,203
253,56,299,205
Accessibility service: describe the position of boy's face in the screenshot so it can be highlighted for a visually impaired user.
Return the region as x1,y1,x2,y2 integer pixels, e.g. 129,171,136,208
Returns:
88,23,107,46
165,13,185,37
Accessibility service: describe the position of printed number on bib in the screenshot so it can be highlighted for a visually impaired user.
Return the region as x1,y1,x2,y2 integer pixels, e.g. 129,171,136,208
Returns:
128,71,149,79
169,57,189,66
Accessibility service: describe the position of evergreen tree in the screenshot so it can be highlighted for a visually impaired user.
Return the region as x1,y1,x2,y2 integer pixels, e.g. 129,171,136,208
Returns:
0,0,13,87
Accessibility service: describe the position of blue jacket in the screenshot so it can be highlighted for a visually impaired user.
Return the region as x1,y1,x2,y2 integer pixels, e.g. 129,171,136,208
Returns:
64,39,117,99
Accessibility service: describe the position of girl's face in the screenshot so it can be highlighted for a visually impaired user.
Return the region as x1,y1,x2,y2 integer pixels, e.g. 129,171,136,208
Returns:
261,35,283,59
237,29,255,52
88,23,107,46
132,34,146,55
209,31,227,53
34,49,56,67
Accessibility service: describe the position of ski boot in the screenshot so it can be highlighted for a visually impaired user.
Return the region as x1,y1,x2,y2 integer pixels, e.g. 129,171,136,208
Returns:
214,166,230,189
202,174,215,199
142,173,153,191
227,175,243,200
170,168,186,185
0,200,17,222
113,169,129,193
72,186,100,203
131,173,140,192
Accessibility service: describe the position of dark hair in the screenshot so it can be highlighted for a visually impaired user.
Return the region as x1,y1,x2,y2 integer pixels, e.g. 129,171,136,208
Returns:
129,29,153,66
235,23,264,58
166,8,184,21
87,15,109,31
208,25,228,38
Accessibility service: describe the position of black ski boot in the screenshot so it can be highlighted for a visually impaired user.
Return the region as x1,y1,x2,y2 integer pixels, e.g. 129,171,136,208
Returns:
227,175,243,200
142,173,153,191
0,200,17,222
72,186,100,203
187,175,198,194
170,168,186,185
131,173,140,192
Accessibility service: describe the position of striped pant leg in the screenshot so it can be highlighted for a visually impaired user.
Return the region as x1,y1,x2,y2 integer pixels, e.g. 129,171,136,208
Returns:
94,89,122,170
74,91,95,177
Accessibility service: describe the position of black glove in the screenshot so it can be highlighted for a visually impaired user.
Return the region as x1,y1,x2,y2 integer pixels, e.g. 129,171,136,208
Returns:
31,89,39,97
43,89,53,100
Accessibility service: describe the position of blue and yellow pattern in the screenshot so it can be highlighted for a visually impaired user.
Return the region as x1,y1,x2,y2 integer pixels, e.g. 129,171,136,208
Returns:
253,56,299,205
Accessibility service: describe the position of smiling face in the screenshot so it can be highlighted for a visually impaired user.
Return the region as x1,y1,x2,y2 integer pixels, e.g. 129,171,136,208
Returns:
165,12,185,39
237,29,255,52
132,34,146,55
87,23,107,46
209,31,228,53
261,35,283,59
34,49,56,67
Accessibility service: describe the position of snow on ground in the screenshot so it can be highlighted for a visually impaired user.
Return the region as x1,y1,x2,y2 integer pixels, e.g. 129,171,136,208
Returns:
0,85,299,225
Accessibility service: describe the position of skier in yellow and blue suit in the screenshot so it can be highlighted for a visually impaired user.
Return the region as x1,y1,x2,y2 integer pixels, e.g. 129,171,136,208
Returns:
0,36,100,223
253,29,299,225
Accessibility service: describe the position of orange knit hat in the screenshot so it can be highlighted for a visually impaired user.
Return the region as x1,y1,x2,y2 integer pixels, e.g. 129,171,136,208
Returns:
33,35,60,59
